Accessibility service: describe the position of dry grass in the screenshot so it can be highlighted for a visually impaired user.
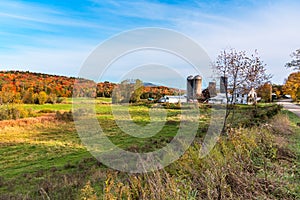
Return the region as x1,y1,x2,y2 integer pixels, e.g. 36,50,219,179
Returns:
0,113,56,128
268,113,293,135
99,120,299,200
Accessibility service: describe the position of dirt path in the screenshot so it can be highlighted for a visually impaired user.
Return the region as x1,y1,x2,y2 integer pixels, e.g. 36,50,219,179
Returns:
277,100,300,118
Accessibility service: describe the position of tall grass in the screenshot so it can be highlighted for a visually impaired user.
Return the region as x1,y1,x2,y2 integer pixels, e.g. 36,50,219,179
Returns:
99,114,299,199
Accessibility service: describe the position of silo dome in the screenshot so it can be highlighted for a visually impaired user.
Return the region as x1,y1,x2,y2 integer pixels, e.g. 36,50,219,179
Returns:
187,75,194,80
194,75,202,79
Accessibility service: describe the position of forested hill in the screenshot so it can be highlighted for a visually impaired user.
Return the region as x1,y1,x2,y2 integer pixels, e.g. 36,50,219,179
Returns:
0,71,178,104
0,70,95,100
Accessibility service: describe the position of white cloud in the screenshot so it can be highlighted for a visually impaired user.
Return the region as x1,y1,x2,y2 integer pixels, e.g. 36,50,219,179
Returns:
1,0,299,85
172,2,300,84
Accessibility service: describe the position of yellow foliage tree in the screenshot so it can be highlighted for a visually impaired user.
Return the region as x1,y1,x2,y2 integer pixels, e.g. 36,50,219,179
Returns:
283,72,300,101
38,91,48,105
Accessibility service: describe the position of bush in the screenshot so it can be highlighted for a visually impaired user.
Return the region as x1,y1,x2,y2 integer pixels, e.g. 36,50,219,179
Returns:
231,104,283,128
55,111,73,122
0,105,35,121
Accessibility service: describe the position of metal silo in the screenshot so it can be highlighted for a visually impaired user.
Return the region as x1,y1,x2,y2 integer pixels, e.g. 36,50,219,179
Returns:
194,75,202,98
187,75,194,100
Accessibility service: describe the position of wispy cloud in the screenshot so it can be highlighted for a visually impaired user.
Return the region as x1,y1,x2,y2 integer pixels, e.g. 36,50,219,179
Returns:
0,0,299,84
90,0,236,26
175,1,300,84
0,1,111,29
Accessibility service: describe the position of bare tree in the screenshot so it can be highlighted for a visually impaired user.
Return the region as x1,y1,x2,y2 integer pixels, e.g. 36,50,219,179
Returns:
212,49,271,132
212,49,248,132
285,49,300,71
246,50,272,89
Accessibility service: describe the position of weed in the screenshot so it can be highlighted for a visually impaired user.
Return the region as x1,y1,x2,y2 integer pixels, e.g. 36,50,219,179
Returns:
79,181,97,200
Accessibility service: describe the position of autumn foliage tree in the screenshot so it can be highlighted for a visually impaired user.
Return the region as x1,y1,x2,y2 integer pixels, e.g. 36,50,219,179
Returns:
38,91,48,105
257,83,272,102
272,84,283,98
283,72,300,101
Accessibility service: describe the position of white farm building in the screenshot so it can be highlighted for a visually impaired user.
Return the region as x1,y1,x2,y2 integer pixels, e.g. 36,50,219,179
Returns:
158,95,187,103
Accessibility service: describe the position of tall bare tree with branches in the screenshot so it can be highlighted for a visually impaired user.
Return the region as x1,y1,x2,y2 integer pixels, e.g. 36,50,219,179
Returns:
285,49,300,71
212,49,271,132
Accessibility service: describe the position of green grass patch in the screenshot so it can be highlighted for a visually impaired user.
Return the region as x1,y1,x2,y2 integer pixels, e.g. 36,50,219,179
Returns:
22,103,72,111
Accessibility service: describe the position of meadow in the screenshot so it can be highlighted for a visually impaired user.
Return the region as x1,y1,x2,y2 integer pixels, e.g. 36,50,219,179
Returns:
0,99,299,199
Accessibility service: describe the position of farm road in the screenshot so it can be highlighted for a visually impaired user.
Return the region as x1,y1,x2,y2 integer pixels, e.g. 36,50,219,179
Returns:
277,100,300,118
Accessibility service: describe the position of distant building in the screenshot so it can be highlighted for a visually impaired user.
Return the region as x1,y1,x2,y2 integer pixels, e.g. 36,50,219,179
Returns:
208,93,230,104
247,88,257,105
207,77,261,105
234,92,248,104
208,92,249,105
158,95,187,103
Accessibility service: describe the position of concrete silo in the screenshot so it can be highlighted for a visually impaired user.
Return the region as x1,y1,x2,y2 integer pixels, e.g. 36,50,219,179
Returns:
220,76,228,93
208,82,217,97
193,75,202,98
187,75,194,100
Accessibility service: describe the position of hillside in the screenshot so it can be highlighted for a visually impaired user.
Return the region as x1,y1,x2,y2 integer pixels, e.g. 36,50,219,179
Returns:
0,71,178,104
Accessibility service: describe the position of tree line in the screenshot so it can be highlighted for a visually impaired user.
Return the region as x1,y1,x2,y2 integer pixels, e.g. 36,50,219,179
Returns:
0,71,177,104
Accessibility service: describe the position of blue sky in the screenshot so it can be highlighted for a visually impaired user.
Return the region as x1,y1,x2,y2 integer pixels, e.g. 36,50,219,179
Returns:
0,0,300,85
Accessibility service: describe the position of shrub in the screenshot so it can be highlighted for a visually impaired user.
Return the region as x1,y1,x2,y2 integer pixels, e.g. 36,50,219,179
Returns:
0,105,35,121
55,110,73,122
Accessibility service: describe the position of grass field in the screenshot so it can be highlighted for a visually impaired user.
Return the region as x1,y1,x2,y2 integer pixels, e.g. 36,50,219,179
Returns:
0,100,298,199
0,100,210,198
